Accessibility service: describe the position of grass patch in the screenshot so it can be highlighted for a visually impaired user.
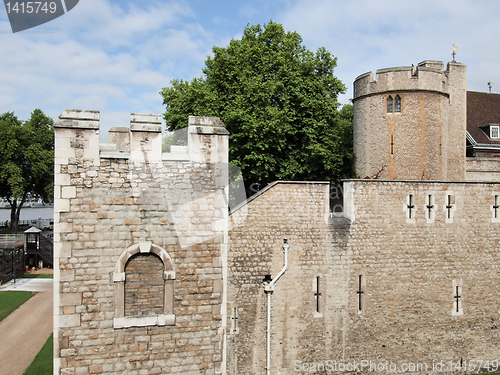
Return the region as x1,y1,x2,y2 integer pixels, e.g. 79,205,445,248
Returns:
0,290,34,322
23,333,53,375
19,273,53,279
0,229,17,234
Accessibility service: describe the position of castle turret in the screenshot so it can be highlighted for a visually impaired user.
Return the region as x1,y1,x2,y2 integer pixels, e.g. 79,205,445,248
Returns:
353,60,467,180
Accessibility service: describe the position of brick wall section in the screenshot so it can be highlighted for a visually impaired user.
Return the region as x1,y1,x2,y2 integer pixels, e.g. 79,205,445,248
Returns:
228,179,500,374
125,254,164,317
466,157,500,181
54,111,229,375
344,179,500,370
227,181,352,374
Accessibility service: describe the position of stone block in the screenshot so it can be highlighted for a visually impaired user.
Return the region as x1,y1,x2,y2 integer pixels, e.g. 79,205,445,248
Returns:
60,314,81,328
60,293,82,306
60,269,75,282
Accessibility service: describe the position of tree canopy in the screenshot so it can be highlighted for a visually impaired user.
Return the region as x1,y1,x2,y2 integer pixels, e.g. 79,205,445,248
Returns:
160,21,353,194
0,109,54,230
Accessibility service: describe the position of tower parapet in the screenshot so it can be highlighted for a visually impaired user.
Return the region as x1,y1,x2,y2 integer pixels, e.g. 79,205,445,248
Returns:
354,61,450,99
353,60,466,181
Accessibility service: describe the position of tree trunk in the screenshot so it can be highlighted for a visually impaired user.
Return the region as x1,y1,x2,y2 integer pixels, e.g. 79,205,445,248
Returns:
9,200,17,231
8,192,27,232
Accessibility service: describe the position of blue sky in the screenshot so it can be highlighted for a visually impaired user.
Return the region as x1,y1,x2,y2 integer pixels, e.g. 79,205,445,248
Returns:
1,0,499,140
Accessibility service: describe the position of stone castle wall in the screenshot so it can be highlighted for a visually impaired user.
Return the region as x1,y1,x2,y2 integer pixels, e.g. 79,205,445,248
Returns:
227,181,351,374
228,179,500,374
343,179,500,369
353,61,466,181
53,110,229,375
466,157,500,182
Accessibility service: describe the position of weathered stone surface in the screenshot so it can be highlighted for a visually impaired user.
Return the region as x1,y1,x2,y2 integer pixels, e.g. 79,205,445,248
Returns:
54,112,229,375
228,179,500,374
353,61,467,181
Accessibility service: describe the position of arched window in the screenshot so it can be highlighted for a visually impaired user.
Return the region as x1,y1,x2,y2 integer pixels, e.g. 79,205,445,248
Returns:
387,96,393,113
395,95,401,112
113,241,175,329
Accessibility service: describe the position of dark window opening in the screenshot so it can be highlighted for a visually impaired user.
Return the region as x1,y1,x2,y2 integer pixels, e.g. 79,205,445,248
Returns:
387,96,393,113
395,95,401,112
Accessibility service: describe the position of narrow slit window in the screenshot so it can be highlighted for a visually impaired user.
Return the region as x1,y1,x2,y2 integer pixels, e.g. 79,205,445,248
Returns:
452,280,463,316
357,275,363,312
387,96,393,113
445,194,454,220
231,307,239,334
395,95,401,112
494,195,499,219
314,276,321,313
407,194,415,219
454,286,461,313
426,195,434,219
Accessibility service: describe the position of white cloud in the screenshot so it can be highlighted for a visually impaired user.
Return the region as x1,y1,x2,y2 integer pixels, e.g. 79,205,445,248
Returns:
278,0,500,102
0,0,216,126
1,0,499,128
57,0,195,47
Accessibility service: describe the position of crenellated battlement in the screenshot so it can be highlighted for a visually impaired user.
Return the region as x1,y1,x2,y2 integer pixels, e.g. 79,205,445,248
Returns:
54,110,229,165
353,60,465,100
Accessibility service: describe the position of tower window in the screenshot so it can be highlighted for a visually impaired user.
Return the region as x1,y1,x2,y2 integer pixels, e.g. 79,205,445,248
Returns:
395,95,401,112
387,96,393,113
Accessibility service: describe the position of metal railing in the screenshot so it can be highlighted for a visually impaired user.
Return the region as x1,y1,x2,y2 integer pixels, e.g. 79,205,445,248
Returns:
37,235,54,267
0,234,25,249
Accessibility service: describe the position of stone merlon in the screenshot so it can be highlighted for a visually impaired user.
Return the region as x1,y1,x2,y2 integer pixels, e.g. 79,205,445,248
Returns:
54,110,229,164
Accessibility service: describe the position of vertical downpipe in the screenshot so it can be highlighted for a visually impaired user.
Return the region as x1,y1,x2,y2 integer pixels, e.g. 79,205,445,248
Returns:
264,239,290,375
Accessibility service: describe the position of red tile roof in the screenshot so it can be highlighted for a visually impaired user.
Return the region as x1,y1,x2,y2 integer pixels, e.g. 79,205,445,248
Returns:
467,91,500,145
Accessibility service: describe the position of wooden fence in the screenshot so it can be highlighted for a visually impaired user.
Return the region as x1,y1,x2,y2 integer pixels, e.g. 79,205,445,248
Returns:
0,245,25,284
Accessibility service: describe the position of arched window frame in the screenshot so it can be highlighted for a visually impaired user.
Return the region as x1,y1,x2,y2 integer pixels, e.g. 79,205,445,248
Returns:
395,95,402,113
387,95,393,113
113,241,175,329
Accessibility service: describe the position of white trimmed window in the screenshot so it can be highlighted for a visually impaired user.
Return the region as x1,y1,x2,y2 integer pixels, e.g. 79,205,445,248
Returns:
490,125,500,139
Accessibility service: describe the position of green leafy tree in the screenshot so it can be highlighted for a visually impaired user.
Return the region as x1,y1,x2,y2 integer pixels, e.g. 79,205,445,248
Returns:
0,109,54,231
161,21,354,193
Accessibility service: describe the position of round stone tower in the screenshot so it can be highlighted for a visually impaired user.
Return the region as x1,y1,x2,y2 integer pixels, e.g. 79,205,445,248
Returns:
353,60,467,181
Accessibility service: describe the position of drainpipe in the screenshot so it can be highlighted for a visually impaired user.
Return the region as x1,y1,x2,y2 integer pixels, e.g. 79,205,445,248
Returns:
263,239,290,375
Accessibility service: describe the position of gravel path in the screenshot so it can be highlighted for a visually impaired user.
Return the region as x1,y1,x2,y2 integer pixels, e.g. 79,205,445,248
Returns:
0,282,53,375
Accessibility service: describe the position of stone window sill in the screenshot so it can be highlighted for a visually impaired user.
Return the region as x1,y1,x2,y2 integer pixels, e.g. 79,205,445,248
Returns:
113,314,175,329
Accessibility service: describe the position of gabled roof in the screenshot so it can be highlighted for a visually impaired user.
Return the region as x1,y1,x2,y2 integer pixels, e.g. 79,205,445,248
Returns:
467,91,500,145
24,226,41,233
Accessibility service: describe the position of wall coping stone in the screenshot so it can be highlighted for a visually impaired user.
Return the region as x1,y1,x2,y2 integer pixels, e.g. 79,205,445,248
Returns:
230,180,330,215
55,109,100,129
342,178,500,185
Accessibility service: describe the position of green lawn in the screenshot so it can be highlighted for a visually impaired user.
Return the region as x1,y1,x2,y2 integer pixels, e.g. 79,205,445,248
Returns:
19,273,53,279
0,290,34,322
23,334,53,375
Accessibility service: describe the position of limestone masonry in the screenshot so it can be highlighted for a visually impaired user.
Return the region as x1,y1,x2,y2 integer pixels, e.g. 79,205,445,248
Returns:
54,112,229,374
55,60,500,374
